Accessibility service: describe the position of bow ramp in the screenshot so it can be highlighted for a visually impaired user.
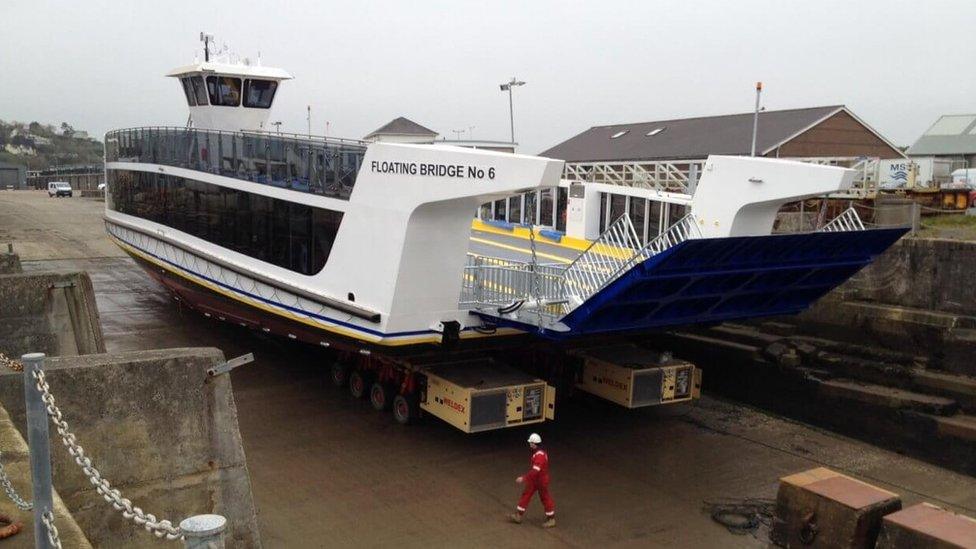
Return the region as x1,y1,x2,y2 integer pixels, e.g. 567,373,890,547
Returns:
463,207,906,339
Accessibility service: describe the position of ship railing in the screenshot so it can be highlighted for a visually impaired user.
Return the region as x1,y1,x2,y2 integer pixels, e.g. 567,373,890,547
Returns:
460,255,566,309
819,207,866,232
461,213,702,319
561,214,643,303
105,126,367,200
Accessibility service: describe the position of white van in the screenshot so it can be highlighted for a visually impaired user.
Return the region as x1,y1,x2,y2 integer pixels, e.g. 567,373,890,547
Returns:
47,181,72,198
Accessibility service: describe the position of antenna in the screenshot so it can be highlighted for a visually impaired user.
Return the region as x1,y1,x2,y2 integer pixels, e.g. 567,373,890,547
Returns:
200,32,214,62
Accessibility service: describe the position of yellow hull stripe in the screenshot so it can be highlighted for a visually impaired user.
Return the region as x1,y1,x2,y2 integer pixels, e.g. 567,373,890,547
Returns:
111,236,519,347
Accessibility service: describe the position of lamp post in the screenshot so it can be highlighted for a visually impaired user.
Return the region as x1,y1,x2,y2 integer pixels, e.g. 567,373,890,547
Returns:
499,77,525,145
750,81,762,157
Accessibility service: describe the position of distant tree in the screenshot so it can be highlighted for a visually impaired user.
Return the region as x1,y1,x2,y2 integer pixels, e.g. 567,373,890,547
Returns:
28,121,42,134
60,122,74,137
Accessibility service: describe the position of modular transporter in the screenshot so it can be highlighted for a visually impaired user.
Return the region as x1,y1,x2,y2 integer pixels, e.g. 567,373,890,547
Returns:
102,42,906,433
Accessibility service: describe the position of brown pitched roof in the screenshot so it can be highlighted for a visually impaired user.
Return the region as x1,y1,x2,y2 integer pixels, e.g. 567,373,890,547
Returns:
365,117,438,139
540,105,844,162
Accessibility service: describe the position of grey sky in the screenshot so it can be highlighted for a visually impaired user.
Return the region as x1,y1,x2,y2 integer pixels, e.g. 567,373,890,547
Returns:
2,0,973,154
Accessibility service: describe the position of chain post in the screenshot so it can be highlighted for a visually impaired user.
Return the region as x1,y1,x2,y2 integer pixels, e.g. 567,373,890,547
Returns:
180,514,226,549
22,353,55,549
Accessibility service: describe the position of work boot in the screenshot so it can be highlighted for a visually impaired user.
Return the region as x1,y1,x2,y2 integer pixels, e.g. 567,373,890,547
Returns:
542,517,556,528
508,513,523,524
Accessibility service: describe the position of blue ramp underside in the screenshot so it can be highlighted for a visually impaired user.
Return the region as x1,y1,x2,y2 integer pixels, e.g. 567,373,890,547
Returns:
486,228,907,338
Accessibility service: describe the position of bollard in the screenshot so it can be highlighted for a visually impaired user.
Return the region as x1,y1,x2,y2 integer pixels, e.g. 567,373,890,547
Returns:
180,514,227,549
22,353,55,549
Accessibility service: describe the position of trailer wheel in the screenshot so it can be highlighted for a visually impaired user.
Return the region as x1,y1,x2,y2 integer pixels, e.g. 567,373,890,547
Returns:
330,363,350,387
370,381,395,411
393,394,419,425
349,370,371,399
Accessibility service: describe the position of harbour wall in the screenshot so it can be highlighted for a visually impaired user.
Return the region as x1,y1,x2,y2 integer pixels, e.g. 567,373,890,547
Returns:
0,271,104,359
0,348,261,547
789,237,976,376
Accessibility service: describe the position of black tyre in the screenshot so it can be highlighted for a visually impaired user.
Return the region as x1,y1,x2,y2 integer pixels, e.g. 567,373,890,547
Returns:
369,381,396,411
392,394,419,425
330,362,350,387
349,370,372,399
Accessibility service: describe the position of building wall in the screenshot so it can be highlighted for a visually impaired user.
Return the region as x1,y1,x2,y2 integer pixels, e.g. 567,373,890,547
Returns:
0,164,27,189
767,110,902,159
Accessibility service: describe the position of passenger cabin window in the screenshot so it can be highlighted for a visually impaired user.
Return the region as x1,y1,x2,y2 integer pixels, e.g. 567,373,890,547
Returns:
190,76,208,106
206,76,242,107
243,79,278,108
180,77,197,106
107,169,343,275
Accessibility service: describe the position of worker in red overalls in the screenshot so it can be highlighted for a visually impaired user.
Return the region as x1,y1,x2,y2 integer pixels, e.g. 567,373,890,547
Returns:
509,433,556,528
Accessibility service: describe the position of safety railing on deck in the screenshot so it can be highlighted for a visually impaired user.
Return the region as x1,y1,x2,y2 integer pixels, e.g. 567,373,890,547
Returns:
460,255,566,308
561,214,643,302
819,207,866,232
105,127,367,200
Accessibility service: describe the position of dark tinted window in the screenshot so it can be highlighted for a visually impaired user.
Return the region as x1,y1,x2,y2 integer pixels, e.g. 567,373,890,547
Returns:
629,197,646,243
609,194,626,225
243,79,278,108
190,77,208,105
668,203,688,227
180,78,197,106
108,169,342,275
556,187,568,232
206,76,242,107
540,189,553,226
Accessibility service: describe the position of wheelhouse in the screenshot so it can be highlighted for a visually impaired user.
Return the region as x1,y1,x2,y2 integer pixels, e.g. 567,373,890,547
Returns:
166,62,292,132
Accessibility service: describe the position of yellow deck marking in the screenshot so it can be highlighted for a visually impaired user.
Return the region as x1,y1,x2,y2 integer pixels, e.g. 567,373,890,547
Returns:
469,237,573,264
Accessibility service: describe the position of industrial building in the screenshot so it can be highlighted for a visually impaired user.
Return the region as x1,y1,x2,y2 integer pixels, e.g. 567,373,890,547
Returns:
0,162,27,190
483,106,904,241
906,114,976,175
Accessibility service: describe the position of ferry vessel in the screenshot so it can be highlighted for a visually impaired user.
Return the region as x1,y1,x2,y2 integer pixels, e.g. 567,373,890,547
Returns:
102,39,906,432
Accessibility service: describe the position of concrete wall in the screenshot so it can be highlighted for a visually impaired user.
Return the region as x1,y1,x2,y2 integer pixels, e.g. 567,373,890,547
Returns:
0,348,260,547
0,271,104,358
833,237,976,316
0,405,92,548
0,251,21,274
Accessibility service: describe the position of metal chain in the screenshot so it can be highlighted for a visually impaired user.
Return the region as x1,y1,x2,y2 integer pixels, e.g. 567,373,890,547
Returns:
30,367,183,541
42,510,62,549
0,449,32,511
0,353,23,372
528,227,541,302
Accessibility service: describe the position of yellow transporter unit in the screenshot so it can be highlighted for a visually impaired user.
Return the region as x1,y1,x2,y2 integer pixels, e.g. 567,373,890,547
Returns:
572,344,701,408
420,359,556,433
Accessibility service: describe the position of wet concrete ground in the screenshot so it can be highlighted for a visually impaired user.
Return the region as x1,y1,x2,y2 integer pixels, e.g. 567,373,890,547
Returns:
5,190,976,548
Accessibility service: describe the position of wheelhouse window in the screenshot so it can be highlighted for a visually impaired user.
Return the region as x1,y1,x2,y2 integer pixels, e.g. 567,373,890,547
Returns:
190,76,208,105
180,78,197,106
206,76,242,107
107,169,343,275
243,79,278,108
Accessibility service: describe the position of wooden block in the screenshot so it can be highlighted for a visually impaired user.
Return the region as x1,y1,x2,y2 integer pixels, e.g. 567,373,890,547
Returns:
771,467,901,548
877,503,976,549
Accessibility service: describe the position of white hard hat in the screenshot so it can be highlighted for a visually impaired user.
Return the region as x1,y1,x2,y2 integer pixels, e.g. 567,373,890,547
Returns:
527,433,542,444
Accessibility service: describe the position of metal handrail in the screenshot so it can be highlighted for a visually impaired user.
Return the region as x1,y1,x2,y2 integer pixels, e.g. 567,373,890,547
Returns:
105,126,367,200
819,207,865,232
461,214,701,317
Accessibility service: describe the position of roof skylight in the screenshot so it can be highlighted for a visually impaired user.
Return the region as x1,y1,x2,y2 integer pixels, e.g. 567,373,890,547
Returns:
646,127,666,137
610,130,629,139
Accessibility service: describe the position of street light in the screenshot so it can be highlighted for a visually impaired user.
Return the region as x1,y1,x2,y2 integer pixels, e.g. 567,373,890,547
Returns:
499,77,525,145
